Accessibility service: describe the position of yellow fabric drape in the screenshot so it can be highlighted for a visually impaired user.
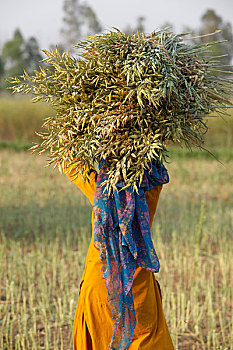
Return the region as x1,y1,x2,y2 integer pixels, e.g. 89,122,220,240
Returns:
63,165,174,350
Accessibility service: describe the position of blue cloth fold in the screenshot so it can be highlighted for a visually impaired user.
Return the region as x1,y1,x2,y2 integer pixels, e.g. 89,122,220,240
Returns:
94,160,169,350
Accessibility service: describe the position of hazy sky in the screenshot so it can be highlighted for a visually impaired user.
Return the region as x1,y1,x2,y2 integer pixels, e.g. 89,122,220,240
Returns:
0,0,233,49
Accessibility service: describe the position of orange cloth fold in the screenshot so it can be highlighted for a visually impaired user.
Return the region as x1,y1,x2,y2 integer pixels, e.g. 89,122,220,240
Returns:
63,164,174,350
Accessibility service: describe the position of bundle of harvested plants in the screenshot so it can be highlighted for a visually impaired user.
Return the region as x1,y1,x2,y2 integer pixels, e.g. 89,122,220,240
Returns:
9,29,233,192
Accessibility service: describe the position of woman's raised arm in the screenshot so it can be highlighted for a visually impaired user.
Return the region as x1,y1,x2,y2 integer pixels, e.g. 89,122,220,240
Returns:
62,162,96,206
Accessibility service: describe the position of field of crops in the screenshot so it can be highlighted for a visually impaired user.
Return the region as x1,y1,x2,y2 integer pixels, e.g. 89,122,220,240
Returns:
0,148,232,350
0,96,233,349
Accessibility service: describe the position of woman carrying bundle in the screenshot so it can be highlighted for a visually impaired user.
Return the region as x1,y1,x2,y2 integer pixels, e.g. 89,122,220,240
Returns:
10,28,233,350
62,159,174,350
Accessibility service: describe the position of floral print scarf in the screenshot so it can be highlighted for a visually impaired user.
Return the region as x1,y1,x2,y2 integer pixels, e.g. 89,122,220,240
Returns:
94,161,169,350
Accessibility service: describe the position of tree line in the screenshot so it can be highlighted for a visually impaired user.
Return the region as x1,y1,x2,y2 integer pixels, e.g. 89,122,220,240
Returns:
0,1,232,93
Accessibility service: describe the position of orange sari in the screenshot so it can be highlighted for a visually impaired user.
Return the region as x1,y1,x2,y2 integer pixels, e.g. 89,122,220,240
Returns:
64,166,174,350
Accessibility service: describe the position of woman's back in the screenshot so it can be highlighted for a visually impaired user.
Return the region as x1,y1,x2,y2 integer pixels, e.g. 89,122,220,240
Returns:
64,165,174,349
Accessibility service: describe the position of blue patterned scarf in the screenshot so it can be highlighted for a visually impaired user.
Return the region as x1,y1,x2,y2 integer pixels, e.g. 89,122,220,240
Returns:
94,160,169,350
